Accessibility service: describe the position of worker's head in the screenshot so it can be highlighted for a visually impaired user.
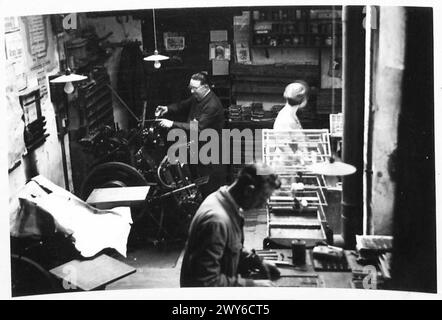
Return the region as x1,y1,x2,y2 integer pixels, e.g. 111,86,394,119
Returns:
284,80,310,109
234,162,281,210
189,72,211,100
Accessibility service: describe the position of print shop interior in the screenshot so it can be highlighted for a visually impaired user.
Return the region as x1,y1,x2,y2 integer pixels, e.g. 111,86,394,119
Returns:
5,5,436,296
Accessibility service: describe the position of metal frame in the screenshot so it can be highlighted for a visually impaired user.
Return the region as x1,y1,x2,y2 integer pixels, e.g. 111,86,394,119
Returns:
262,129,331,174
261,129,333,248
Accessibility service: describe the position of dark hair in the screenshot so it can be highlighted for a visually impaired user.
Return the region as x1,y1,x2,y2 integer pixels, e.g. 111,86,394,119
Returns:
285,80,310,106
191,71,211,87
237,162,281,191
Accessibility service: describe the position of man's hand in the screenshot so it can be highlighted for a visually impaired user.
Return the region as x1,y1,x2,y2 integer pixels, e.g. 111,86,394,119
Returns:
261,260,281,281
252,279,277,287
158,119,174,128
155,105,168,117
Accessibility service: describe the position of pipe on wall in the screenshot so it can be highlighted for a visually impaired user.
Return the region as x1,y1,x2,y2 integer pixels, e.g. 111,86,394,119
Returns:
341,6,365,249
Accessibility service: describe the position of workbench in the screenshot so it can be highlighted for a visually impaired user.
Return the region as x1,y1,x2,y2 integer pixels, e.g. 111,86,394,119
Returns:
253,249,353,288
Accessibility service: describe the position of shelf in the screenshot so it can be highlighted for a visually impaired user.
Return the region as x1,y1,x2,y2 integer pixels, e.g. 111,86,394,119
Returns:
226,120,274,129
308,18,342,22
253,20,307,25
251,45,334,49
253,18,341,23
251,10,342,52
231,63,319,76
254,32,339,36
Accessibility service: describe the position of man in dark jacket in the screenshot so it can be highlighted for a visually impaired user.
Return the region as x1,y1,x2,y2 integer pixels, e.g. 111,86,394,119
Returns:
155,71,225,132
155,72,226,197
180,162,281,287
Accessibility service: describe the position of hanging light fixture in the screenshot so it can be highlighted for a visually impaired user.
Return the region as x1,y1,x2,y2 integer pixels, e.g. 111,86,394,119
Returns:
144,8,169,69
50,68,87,94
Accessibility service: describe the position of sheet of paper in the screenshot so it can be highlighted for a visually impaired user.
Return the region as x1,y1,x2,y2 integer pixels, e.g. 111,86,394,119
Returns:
13,176,133,258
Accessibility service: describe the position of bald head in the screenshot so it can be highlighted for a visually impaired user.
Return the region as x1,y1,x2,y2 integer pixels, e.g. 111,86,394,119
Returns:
284,81,310,107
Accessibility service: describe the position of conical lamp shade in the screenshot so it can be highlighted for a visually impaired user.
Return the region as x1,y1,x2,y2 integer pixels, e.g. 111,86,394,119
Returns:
144,50,169,62
307,160,356,176
50,69,87,83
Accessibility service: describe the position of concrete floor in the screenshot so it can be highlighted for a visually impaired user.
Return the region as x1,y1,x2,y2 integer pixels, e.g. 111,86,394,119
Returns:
106,244,185,290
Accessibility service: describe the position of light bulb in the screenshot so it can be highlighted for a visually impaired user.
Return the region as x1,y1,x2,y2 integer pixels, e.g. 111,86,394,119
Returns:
154,60,161,69
64,81,75,94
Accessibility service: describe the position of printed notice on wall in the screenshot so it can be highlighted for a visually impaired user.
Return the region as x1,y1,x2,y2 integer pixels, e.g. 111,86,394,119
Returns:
5,30,27,92
24,16,50,70
6,92,26,171
4,16,21,33
36,66,49,105
233,11,250,42
234,41,251,64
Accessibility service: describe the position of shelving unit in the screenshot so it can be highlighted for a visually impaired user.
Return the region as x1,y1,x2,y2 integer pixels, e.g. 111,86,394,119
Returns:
211,76,233,109
77,67,114,133
250,8,342,49
227,7,342,132
231,63,320,95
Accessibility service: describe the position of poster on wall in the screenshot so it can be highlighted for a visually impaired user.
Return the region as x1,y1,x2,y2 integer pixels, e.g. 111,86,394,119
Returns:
36,66,49,105
328,56,342,78
23,16,52,71
330,113,343,137
164,33,185,51
233,11,250,42
6,92,27,171
5,30,28,92
24,16,48,58
209,42,231,61
4,16,21,33
234,41,251,64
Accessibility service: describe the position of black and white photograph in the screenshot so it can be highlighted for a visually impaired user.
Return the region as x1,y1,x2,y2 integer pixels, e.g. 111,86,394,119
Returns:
0,0,440,301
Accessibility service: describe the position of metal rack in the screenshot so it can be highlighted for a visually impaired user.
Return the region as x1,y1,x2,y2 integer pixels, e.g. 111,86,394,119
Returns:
261,129,332,248
262,129,331,173
77,67,114,133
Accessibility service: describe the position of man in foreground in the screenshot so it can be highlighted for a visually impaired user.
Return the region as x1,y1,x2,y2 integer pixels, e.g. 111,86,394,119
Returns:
180,162,281,287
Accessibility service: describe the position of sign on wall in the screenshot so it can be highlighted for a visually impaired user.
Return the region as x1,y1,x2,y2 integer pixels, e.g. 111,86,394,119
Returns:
4,18,27,92
164,32,185,51
24,16,49,59
6,15,58,171
4,16,20,33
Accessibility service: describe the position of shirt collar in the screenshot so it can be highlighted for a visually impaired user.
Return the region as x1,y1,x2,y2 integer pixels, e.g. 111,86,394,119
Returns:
285,102,299,115
219,186,243,216
196,90,212,103
202,89,211,99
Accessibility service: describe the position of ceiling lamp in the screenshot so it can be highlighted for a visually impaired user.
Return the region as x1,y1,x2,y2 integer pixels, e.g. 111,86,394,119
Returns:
144,8,169,69
307,157,357,176
50,68,87,94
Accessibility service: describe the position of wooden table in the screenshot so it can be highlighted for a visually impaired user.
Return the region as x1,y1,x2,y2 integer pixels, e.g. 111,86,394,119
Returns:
50,254,136,291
